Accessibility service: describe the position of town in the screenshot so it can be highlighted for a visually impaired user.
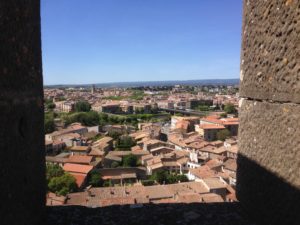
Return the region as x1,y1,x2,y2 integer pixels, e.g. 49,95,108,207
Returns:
44,84,239,207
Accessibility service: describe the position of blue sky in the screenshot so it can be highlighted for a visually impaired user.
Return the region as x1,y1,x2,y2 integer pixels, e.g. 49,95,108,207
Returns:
41,0,243,85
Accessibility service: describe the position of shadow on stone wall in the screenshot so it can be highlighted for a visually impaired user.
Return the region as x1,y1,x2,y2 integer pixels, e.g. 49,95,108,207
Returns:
237,154,300,225
46,202,253,225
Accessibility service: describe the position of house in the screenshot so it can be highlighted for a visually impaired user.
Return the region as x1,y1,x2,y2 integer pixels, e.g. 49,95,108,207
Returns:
225,144,238,159
141,139,174,151
65,181,213,207
171,116,200,133
145,151,189,175
103,150,150,168
63,163,94,189
200,177,228,200
66,155,94,165
92,137,113,153
99,169,138,185
46,156,68,167
133,103,152,114
45,123,88,146
54,100,75,113
69,146,91,156
88,148,105,160
149,146,174,156
197,145,227,161
196,124,226,141
188,165,218,181
198,116,239,137
139,123,161,139
58,133,82,147
120,103,133,114
168,132,204,151
222,159,237,186
99,103,121,113
188,148,209,165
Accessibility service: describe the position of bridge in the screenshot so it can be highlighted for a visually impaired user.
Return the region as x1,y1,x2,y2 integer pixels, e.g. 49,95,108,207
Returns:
159,108,211,117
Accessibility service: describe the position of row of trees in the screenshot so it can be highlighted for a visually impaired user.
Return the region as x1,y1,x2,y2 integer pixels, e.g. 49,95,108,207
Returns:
109,154,139,168
45,99,91,112
88,169,189,188
44,110,169,134
149,170,188,184
64,111,99,126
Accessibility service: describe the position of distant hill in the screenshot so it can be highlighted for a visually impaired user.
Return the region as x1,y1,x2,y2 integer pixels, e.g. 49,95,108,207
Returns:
45,79,239,88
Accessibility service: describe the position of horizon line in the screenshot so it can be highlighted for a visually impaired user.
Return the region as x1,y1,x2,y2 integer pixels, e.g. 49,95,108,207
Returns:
44,77,239,87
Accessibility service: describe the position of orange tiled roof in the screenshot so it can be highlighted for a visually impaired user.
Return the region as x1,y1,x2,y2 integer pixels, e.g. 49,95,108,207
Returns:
70,173,87,187
199,124,225,130
66,155,93,164
63,163,93,174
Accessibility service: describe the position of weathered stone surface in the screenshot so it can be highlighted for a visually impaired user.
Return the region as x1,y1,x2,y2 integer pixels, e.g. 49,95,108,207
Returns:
237,99,300,225
240,0,300,103
47,204,256,225
0,1,45,225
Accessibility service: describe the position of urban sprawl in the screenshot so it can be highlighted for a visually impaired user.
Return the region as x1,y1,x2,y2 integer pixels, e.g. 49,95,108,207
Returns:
44,84,239,207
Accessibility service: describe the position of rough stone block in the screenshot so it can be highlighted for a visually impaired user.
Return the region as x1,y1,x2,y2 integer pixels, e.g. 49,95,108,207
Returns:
0,1,45,225
240,0,300,103
237,99,300,225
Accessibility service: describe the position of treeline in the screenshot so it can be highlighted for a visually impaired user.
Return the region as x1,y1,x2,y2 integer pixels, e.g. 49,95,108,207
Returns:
44,110,170,134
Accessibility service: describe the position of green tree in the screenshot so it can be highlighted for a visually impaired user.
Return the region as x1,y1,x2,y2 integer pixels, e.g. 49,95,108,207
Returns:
150,171,188,184
108,131,121,140
176,174,189,183
217,129,231,141
116,136,136,150
44,118,55,133
99,113,108,121
46,102,56,110
150,170,168,184
122,154,138,167
89,171,103,187
224,103,236,114
75,101,91,112
85,111,99,125
141,180,155,186
166,173,177,184
103,180,112,187
48,173,78,196
220,112,228,118
196,105,210,111
65,111,99,126
44,112,56,133
46,163,64,183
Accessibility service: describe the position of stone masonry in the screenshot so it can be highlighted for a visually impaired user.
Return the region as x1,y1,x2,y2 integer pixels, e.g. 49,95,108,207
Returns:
238,0,300,225
0,1,45,225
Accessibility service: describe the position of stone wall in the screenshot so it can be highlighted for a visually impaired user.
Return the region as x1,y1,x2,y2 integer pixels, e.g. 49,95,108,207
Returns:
238,0,300,224
0,1,45,225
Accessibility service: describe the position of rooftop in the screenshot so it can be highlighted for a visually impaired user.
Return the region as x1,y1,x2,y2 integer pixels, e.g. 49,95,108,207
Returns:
63,163,93,174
